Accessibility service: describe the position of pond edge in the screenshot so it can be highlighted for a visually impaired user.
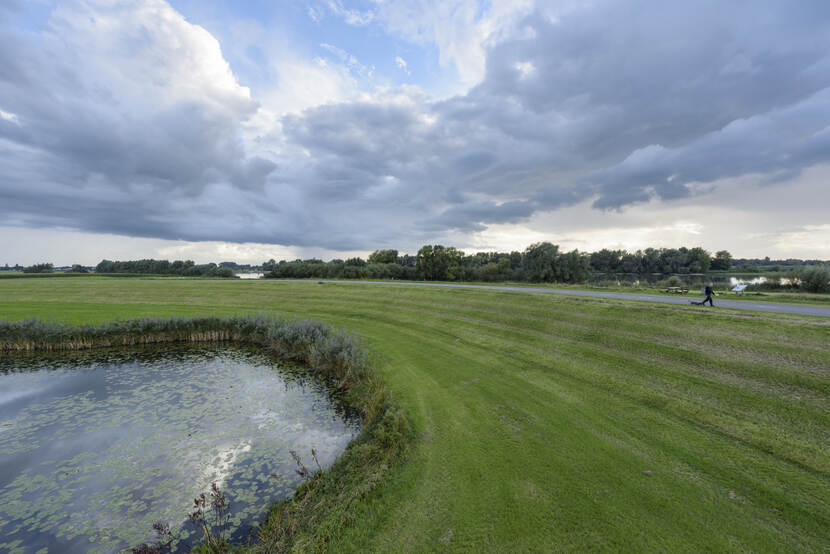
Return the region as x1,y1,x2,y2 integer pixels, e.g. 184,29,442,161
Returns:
0,315,412,552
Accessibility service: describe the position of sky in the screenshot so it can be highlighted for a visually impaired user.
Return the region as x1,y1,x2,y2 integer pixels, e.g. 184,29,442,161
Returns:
1,0,829,266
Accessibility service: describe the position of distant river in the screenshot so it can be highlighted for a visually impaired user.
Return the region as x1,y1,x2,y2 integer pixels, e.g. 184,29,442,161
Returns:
0,345,359,553
235,273,264,279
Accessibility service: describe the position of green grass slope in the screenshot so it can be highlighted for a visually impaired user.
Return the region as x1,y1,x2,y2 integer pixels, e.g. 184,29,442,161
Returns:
1,279,828,552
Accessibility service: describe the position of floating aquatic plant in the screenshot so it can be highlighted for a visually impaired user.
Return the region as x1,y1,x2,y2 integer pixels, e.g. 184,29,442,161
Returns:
0,315,412,553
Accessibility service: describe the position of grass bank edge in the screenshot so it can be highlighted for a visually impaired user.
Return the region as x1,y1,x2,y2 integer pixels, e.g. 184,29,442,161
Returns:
0,315,413,553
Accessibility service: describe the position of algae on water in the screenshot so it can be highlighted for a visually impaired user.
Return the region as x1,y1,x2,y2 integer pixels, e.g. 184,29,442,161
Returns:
0,345,359,553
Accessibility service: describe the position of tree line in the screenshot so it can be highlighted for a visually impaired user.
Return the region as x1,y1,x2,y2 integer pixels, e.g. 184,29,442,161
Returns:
263,243,735,283
22,263,54,274
5,247,827,288
95,259,236,277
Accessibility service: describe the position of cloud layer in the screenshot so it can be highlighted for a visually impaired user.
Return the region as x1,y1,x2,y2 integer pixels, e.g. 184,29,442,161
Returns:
1,0,829,252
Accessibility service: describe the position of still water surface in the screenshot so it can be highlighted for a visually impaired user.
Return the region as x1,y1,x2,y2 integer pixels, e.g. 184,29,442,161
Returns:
0,344,359,553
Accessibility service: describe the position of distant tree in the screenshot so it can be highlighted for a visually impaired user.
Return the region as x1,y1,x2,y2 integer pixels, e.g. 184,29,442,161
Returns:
397,254,417,267
589,249,623,272
523,242,560,282
479,258,512,282
686,247,711,273
23,263,53,273
368,249,398,264
416,245,464,281
711,250,732,270
344,257,367,267
69,264,88,273
509,251,523,269
620,252,642,273
342,264,369,279
557,250,591,283
641,248,661,273
366,262,398,279
658,248,684,273
96,260,115,273
152,259,171,274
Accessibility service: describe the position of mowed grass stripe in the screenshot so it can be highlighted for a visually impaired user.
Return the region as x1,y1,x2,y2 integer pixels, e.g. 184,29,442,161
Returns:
0,279,828,551
285,285,830,374
335,302,828,551
275,287,828,472
428,309,830,473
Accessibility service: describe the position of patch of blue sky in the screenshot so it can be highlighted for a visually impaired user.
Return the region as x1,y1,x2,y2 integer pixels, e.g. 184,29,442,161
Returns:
3,0,56,32
168,0,459,98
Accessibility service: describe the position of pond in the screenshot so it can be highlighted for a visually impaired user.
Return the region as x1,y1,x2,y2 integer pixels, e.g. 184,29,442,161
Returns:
0,344,360,553
729,276,768,285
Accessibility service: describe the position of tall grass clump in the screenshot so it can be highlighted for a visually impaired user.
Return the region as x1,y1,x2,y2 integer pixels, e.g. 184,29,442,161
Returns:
0,315,411,552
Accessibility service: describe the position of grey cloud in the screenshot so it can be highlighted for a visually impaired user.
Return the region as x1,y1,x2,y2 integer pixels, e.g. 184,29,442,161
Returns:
452,151,496,173
422,200,536,233
0,1,275,237
2,0,830,251
280,0,830,241
589,88,830,208
481,2,830,143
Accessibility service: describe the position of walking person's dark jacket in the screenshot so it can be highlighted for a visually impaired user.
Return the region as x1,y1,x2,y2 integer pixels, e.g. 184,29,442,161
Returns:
703,284,714,306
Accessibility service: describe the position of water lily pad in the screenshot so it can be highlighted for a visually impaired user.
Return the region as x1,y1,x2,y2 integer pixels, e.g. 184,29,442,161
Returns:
0,344,359,553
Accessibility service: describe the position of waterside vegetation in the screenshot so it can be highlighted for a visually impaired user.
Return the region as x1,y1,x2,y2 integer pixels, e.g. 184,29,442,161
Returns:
0,314,411,552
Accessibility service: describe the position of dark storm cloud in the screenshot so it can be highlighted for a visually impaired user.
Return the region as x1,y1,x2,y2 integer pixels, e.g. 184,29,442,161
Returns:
589,88,830,208
459,0,830,207
421,200,536,232
2,0,830,248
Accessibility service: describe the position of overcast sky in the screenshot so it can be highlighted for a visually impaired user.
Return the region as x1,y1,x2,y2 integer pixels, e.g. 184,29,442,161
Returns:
1,0,829,265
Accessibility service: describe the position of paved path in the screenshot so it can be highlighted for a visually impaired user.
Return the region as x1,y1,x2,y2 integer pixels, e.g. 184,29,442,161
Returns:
286,280,830,317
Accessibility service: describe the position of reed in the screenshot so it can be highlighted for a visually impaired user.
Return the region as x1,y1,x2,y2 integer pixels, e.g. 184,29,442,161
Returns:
0,315,411,552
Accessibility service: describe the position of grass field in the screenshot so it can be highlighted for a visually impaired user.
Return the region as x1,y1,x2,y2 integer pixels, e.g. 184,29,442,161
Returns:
4,272,829,305
1,278,828,552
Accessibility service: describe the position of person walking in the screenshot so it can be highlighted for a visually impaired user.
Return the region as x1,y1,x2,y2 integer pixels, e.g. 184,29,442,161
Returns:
692,282,715,306
701,281,715,306
702,281,715,306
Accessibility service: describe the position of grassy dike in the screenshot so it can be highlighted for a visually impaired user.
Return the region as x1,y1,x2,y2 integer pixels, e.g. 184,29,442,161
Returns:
0,278,828,551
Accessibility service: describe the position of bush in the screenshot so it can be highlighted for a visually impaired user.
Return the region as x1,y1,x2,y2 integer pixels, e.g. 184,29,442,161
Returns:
799,265,830,293
210,267,237,278
658,276,686,288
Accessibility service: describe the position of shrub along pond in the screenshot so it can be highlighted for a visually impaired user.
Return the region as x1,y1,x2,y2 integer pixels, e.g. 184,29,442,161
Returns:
0,316,410,553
